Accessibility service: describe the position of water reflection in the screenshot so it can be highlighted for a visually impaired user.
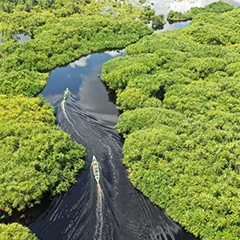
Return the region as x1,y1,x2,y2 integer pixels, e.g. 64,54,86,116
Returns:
42,50,125,127
0,32,31,44
31,47,197,238
159,20,191,32
147,0,239,32
16,33,31,43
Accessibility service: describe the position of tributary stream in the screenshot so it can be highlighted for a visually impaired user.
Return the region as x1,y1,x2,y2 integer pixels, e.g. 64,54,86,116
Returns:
28,0,239,239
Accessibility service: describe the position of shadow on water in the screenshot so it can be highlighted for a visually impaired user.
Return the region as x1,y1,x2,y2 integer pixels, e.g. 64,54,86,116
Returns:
7,0,240,237
150,0,239,32
42,50,125,128
28,50,197,240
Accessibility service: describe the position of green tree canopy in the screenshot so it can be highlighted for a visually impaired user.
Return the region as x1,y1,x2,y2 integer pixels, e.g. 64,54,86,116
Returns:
0,223,37,240
167,1,234,22
0,0,156,235
102,4,240,240
0,95,85,214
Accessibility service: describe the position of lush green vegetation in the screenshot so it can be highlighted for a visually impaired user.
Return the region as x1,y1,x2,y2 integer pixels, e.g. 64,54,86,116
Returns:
0,1,154,96
140,5,165,30
102,4,240,240
167,1,234,22
0,95,86,215
0,0,156,237
0,223,37,240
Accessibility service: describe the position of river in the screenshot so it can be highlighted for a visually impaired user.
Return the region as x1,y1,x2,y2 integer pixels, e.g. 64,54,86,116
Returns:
30,50,196,240
29,1,239,239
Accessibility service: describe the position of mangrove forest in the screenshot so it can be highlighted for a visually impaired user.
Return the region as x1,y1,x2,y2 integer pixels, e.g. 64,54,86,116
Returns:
102,2,240,240
1,0,240,239
0,0,158,238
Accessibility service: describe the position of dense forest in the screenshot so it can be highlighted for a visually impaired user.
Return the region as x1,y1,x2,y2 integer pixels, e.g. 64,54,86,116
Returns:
102,3,240,240
0,95,86,214
0,1,155,96
0,0,158,238
167,1,234,22
0,223,37,240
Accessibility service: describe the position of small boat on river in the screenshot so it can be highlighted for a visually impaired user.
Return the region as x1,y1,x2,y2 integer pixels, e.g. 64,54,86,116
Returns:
92,155,100,183
63,87,69,100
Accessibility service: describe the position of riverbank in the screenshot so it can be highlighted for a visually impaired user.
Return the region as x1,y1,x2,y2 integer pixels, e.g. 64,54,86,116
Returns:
101,3,240,239
0,0,155,238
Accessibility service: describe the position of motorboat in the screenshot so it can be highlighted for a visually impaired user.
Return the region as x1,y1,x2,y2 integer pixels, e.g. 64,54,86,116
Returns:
63,87,69,100
92,155,100,183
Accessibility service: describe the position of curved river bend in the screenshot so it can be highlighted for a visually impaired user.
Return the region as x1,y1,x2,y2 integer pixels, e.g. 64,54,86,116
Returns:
30,0,239,239
30,51,195,240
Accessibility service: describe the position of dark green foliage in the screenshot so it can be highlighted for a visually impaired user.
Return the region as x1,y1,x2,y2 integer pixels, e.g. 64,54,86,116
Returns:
187,1,234,17
102,53,165,91
140,6,165,30
167,1,234,22
0,223,37,240
117,107,187,137
102,5,240,240
0,0,89,13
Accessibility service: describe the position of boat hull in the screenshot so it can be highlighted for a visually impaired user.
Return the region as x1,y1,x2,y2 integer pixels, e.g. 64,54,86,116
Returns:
92,155,100,183
63,88,69,100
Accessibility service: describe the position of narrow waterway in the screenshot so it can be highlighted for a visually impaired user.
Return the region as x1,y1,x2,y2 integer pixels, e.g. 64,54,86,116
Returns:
29,1,239,239
30,51,195,240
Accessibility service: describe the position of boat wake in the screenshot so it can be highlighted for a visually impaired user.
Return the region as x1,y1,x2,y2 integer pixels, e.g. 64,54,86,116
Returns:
97,183,102,195
30,96,196,240
94,183,104,240
61,100,84,140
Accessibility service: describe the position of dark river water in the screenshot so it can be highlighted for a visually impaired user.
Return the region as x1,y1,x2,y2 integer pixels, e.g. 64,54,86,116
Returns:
27,0,239,239
30,51,195,240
